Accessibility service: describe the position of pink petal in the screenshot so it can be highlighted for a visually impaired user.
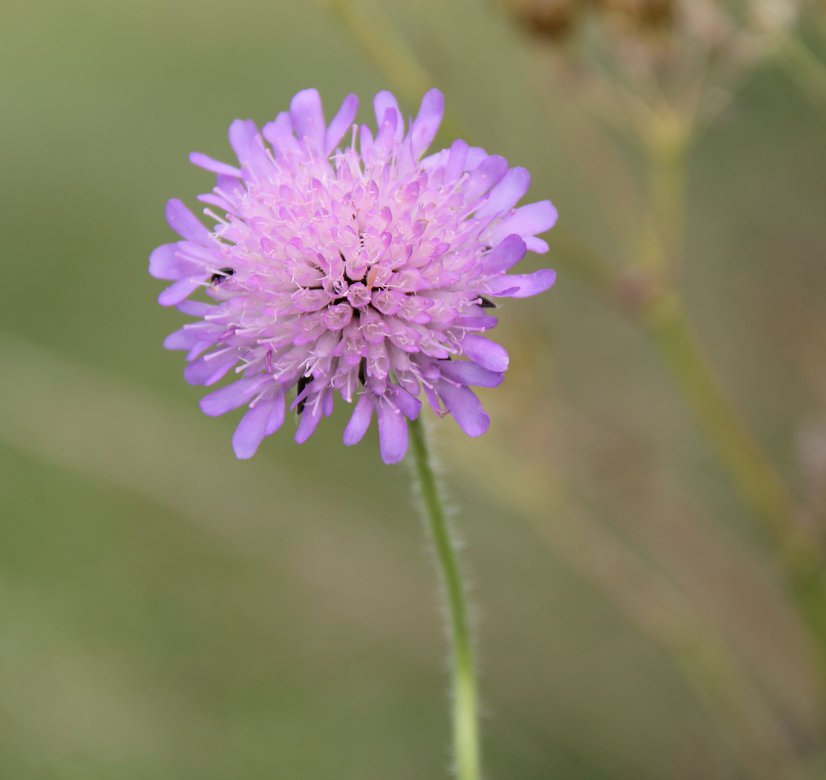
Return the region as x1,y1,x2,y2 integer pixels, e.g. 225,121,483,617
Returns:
525,237,550,254
437,382,490,437
373,91,404,143
325,93,359,154
163,327,202,351
343,394,374,446
266,392,286,434
184,352,237,386
377,402,409,464
165,199,211,244
475,167,531,221
374,107,400,157
454,312,498,331
229,119,270,179
391,386,422,419
487,200,558,245
211,173,246,211
463,155,509,203
487,269,557,298
439,361,504,388
461,335,509,372
295,399,323,444
290,88,326,150
149,243,202,280
262,113,301,158
359,124,374,156
233,398,285,459
465,147,489,169
189,152,242,177
445,139,469,181
265,393,287,435
158,276,202,307
200,377,268,417
176,300,214,317
481,235,527,274
410,88,445,158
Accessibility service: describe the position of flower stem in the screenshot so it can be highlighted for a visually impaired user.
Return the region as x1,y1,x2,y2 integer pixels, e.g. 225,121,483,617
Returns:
408,417,481,780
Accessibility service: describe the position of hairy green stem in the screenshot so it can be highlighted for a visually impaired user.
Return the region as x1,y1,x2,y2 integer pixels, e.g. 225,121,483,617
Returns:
409,418,481,780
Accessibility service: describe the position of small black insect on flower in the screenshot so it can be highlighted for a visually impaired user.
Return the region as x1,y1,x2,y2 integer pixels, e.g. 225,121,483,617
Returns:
210,267,235,286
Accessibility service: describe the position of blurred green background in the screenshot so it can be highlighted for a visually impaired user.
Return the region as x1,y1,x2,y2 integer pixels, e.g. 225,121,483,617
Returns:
1,1,826,778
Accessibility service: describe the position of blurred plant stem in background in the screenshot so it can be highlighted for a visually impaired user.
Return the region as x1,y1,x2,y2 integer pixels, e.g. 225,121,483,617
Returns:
638,286,826,684
777,32,826,118
326,0,826,737
637,113,687,276
409,419,481,780
324,0,471,142
633,108,790,532
325,0,429,107
632,111,826,689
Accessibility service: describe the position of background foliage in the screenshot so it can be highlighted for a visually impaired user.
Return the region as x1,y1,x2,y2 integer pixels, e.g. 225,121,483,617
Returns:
1,1,825,778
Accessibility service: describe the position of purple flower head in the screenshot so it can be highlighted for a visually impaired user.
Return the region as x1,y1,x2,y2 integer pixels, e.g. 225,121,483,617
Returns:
151,88,557,464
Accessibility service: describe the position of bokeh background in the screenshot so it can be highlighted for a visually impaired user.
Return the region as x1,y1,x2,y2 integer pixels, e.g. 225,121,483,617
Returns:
2,1,826,778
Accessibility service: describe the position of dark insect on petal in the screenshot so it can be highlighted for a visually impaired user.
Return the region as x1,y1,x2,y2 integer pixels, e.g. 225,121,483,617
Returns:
210,267,235,286
296,374,312,415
